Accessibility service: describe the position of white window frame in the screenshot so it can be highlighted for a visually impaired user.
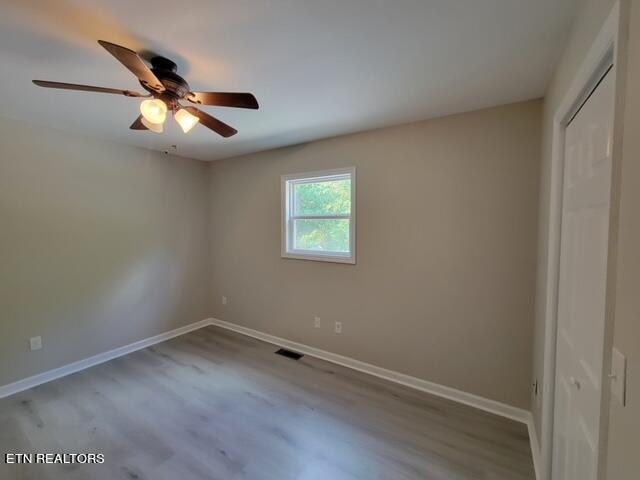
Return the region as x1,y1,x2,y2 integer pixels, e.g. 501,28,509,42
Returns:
281,167,356,264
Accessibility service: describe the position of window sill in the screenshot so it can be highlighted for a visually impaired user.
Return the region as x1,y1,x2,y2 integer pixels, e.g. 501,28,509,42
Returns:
281,252,356,265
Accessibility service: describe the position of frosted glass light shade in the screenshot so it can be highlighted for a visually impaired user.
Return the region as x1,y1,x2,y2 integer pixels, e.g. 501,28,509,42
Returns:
141,116,163,133
140,99,167,124
174,108,199,133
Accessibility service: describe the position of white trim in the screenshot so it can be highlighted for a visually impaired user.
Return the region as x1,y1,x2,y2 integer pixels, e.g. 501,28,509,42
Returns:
540,3,620,480
209,318,530,424
281,166,356,265
281,251,355,264
0,315,540,478
210,319,541,477
0,318,215,399
527,413,543,480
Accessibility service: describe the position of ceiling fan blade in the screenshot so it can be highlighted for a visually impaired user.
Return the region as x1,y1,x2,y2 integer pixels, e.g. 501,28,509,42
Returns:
130,115,148,130
186,91,259,109
184,106,238,137
97,40,165,92
33,80,147,97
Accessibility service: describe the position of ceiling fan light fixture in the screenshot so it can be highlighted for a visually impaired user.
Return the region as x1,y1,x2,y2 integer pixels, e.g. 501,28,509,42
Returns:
141,116,163,133
140,98,167,124
174,108,199,133
33,41,257,138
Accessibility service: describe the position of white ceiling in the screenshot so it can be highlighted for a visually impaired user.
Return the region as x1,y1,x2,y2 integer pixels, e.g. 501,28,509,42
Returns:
0,0,582,161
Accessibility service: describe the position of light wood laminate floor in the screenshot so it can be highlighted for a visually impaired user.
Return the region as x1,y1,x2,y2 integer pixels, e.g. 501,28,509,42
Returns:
0,325,535,480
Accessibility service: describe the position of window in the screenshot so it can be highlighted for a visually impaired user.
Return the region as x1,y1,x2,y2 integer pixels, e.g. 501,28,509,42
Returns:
281,167,356,264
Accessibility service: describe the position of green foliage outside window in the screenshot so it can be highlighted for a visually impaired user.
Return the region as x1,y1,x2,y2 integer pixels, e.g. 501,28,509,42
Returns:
293,179,351,252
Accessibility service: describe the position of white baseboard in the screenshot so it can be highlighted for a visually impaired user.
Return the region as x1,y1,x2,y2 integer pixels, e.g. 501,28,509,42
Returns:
526,413,542,480
1,316,540,479
209,318,530,424
211,318,540,478
0,318,214,399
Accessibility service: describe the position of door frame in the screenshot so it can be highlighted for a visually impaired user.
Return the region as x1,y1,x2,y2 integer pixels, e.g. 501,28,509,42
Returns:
540,2,623,479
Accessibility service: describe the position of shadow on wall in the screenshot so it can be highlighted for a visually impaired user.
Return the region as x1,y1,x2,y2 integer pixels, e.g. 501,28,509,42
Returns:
3,196,194,360
0,119,210,386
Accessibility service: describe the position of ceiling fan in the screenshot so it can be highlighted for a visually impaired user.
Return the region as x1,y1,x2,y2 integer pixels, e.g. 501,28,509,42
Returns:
33,40,259,137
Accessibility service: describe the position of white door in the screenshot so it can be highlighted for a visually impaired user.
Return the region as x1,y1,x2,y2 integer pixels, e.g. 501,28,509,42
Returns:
552,67,615,480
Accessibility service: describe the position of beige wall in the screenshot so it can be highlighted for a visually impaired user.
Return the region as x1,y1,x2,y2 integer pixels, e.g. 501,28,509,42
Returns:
0,117,211,387
209,100,541,409
605,1,640,478
0,100,541,411
531,0,618,442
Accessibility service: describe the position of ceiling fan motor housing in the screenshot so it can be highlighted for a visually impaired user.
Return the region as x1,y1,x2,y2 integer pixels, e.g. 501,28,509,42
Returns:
142,56,190,103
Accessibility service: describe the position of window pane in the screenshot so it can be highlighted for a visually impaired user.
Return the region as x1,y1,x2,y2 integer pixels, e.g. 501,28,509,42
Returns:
293,179,351,216
293,219,350,253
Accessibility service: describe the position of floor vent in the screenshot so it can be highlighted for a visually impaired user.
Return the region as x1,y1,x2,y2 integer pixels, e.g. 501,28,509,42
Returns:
275,348,304,360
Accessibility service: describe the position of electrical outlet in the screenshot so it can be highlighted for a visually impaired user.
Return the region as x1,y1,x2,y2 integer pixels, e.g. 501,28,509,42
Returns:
334,321,342,334
314,317,321,328
30,336,42,351
222,296,227,306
